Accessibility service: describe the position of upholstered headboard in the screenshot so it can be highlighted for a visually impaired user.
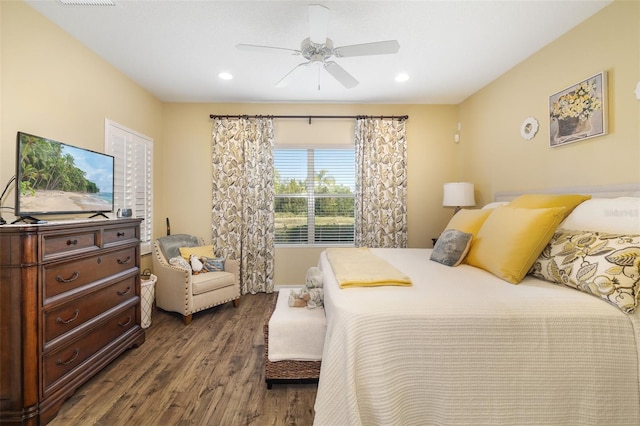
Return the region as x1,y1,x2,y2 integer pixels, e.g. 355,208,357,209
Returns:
492,183,640,235
494,183,640,202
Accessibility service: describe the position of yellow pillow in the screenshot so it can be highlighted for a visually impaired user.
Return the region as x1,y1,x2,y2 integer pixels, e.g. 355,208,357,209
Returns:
179,245,215,261
507,193,591,219
444,208,493,237
466,206,567,284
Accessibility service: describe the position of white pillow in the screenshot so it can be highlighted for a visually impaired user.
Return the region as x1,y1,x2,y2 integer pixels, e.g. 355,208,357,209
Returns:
169,255,192,271
482,201,509,210
558,197,640,234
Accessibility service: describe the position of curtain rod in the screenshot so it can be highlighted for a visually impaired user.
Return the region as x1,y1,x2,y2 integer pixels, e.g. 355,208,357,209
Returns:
209,114,408,124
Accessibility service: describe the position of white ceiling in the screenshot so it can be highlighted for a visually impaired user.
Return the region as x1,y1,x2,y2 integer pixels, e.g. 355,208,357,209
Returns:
25,0,611,104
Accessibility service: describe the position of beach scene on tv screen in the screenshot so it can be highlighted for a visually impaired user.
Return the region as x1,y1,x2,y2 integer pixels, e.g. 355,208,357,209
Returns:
18,136,113,214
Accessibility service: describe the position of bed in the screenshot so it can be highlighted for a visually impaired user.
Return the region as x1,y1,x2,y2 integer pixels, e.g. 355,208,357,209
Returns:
313,185,640,425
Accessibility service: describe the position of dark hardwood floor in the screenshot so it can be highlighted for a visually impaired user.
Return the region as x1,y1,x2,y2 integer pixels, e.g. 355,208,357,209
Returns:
49,292,317,426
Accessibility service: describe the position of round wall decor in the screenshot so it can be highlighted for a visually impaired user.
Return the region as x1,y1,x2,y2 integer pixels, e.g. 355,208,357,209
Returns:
520,117,539,140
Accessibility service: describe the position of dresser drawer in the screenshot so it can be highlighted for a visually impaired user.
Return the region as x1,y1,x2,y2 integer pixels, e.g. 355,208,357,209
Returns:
43,230,100,260
43,247,137,301
43,305,137,390
104,225,139,247
43,276,138,344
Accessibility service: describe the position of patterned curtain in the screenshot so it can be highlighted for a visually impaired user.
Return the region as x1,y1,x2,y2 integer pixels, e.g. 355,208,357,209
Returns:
354,118,408,248
211,117,275,294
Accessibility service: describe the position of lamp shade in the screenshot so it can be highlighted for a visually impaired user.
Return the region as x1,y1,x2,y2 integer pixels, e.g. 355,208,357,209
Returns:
443,182,476,208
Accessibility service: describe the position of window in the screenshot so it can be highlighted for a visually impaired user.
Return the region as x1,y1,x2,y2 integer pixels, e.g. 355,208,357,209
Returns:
274,147,354,245
105,119,153,254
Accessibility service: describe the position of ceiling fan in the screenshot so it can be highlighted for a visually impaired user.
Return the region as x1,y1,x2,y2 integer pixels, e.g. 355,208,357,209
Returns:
236,4,400,90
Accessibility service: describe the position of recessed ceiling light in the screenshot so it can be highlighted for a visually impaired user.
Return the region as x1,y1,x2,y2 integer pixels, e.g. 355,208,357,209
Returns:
395,73,410,82
218,72,233,80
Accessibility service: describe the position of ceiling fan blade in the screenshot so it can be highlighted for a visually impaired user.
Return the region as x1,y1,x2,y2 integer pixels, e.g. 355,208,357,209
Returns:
275,62,311,88
324,61,358,89
308,4,330,44
236,43,300,55
334,40,400,57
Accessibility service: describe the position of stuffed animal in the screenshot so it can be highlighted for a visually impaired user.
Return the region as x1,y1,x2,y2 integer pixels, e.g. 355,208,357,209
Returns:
189,254,203,274
288,266,324,309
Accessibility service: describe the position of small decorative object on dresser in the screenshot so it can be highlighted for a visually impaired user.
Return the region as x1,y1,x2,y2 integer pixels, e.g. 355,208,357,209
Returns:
0,218,145,425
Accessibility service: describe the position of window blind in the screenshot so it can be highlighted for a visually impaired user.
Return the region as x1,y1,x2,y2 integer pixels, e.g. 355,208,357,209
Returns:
274,147,354,245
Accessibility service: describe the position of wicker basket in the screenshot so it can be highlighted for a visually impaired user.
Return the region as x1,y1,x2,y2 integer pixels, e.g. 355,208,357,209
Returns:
140,274,157,329
264,292,321,389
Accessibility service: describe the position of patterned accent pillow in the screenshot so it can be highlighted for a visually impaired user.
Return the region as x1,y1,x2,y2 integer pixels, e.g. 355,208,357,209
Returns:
202,256,226,272
430,229,473,267
529,230,640,314
169,255,192,271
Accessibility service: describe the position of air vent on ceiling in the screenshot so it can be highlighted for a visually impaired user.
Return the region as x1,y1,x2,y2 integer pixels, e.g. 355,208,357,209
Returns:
58,0,115,5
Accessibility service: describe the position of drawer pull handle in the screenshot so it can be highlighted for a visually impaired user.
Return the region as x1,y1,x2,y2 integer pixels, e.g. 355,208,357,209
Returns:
118,316,133,327
56,348,80,366
117,256,131,265
117,286,131,296
117,232,126,237
56,309,80,324
56,271,79,283
67,239,78,246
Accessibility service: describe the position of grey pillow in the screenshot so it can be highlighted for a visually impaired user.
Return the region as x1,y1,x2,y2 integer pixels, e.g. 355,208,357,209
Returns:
430,229,473,267
202,256,226,272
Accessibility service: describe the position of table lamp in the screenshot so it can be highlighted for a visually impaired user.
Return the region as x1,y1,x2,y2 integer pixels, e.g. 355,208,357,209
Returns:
443,182,475,214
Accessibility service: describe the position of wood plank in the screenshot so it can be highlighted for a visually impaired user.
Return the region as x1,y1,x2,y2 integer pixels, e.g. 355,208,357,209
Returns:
48,293,317,425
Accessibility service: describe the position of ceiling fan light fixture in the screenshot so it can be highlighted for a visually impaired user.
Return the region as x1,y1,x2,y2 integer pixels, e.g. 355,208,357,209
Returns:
395,73,410,82
218,72,233,80
236,4,400,90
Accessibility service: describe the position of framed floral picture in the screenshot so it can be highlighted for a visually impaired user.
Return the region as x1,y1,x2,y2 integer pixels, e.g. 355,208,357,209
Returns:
549,71,607,147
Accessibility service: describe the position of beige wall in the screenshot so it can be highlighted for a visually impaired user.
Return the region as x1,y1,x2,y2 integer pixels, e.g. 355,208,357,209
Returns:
1,1,164,271
4,0,637,286
458,0,640,205
161,103,458,284
2,1,458,285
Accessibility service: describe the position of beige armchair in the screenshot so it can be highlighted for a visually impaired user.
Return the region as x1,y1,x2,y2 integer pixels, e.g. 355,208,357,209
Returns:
152,234,240,325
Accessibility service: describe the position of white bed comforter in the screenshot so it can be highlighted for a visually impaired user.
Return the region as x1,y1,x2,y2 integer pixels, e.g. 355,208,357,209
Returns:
314,248,640,426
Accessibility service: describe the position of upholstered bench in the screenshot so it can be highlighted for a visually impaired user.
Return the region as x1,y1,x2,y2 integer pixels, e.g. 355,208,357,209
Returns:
264,289,326,389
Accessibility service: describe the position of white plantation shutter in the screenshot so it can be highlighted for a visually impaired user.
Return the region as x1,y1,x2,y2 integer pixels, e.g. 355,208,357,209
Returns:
105,119,153,254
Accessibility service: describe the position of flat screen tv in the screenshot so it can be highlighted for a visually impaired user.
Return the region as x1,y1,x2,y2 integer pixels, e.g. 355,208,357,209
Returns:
15,132,114,219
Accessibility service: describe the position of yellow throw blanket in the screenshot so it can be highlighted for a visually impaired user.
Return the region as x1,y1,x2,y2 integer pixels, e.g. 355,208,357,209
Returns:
326,248,412,288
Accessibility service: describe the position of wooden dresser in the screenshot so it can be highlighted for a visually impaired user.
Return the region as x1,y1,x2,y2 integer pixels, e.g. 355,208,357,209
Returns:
0,219,146,425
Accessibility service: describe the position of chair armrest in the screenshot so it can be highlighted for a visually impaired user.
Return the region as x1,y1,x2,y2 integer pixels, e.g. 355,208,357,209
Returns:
152,243,194,314
224,258,240,290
